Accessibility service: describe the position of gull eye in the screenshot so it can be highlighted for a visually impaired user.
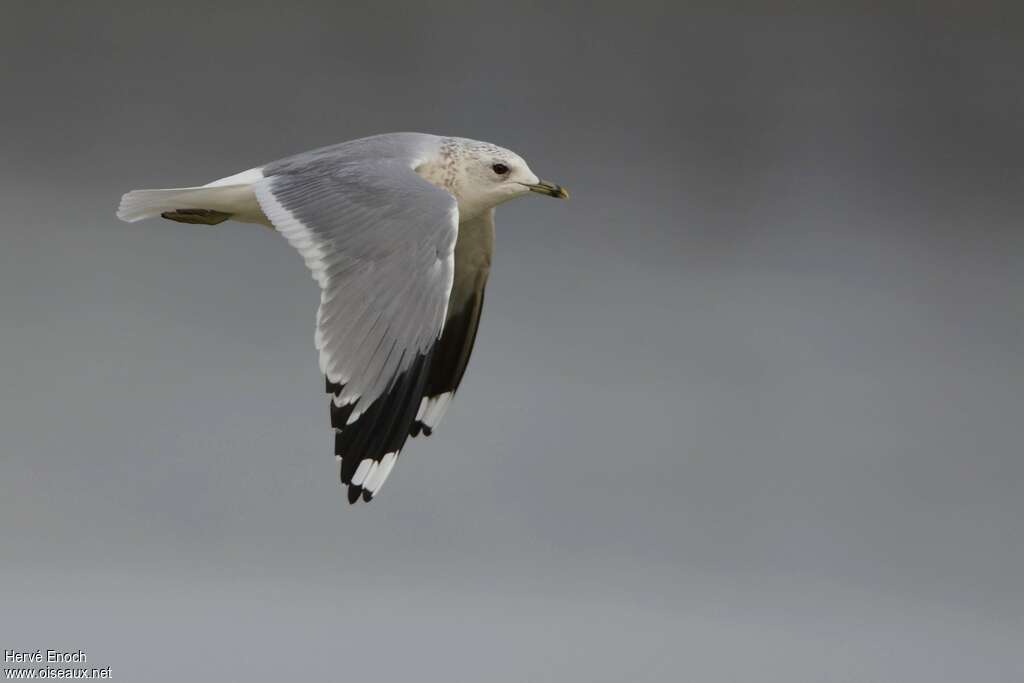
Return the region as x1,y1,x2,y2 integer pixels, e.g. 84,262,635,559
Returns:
491,163,509,175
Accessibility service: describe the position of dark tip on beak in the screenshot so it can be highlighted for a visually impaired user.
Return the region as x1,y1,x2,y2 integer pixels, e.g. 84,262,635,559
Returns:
527,180,570,199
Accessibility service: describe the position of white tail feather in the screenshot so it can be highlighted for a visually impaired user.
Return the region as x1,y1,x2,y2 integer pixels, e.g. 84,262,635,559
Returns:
117,167,267,224
117,188,206,222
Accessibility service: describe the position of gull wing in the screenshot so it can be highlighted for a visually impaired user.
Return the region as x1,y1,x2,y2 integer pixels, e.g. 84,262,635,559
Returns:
254,160,457,502
411,209,495,437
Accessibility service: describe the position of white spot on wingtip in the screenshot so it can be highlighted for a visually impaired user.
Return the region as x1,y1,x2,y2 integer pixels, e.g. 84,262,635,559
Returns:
418,392,453,429
364,452,398,494
332,393,357,408
346,409,363,425
351,459,374,486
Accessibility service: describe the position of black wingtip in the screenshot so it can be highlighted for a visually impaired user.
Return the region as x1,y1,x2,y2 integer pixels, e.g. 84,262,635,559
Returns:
410,421,433,438
347,486,362,504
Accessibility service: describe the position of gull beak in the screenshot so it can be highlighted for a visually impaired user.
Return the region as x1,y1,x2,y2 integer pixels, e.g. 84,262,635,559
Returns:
525,180,570,199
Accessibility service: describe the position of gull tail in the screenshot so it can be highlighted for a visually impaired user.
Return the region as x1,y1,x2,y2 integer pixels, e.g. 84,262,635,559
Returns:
117,187,226,223
117,168,267,225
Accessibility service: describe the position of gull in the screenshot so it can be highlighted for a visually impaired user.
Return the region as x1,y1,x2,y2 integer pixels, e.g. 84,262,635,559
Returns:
117,133,568,503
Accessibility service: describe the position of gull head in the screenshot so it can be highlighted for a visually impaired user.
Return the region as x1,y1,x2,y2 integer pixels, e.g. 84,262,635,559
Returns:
418,137,568,220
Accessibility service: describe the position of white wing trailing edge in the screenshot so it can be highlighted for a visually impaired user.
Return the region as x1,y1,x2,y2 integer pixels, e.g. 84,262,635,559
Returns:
254,158,458,502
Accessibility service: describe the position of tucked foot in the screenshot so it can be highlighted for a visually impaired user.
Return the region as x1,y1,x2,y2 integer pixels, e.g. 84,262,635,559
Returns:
160,208,232,225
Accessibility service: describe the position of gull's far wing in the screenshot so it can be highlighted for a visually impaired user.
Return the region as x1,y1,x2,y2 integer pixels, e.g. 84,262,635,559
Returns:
253,160,458,502
411,209,495,438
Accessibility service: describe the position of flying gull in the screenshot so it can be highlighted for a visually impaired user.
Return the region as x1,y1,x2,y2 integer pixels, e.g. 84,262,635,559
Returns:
117,132,568,503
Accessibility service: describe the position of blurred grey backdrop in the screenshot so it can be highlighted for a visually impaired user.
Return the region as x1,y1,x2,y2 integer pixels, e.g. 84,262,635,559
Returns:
1,2,1022,681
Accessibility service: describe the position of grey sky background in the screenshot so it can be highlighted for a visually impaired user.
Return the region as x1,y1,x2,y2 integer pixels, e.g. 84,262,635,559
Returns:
2,2,1022,681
